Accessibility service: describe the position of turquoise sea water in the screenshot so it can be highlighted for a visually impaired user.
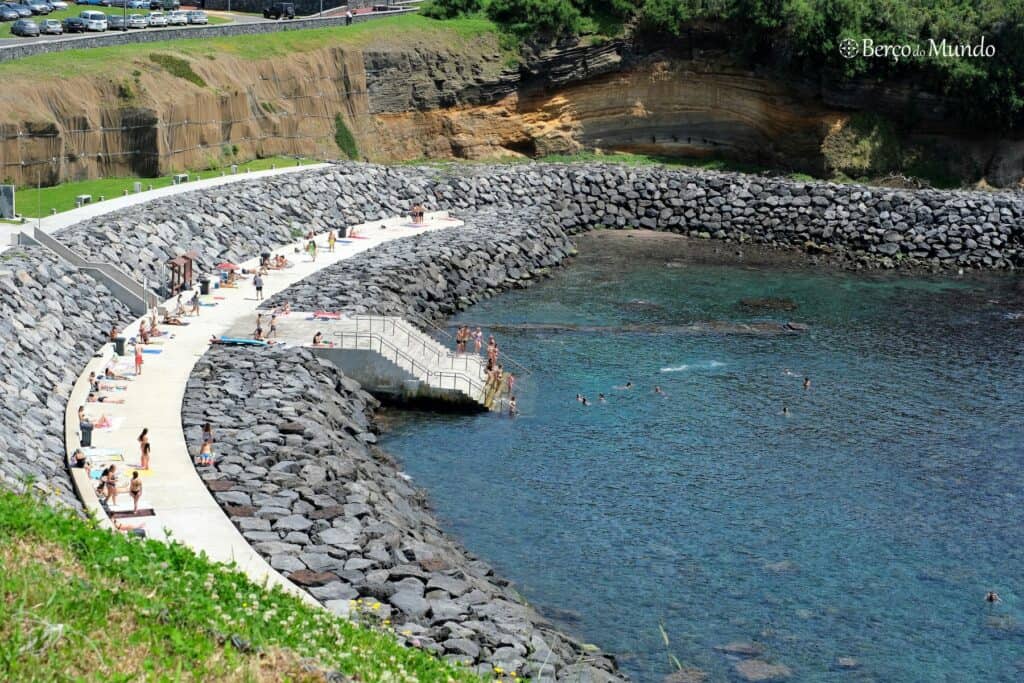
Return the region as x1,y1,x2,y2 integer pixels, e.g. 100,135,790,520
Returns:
381,249,1024,681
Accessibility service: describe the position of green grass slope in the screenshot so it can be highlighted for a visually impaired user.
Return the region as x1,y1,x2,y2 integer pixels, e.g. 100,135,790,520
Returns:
0,489,479,682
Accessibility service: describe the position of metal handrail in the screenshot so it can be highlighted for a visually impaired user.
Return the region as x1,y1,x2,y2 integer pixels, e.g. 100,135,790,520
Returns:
332,331,487,401
350,315,488,380
404,309,533,377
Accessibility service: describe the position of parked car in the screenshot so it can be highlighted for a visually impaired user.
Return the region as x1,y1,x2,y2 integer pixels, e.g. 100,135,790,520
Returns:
106,13,125,29
25,0,50,14
79,9,107,30
0,5,21,20
165,8,185,24
185,9,204,24
125,0,145,6
39,16,61,31
61,14,85,30
48,0,67,8
262,2,293,19
11,17,39,34
5,2,34,16
75,0,110,6
145,9,165,25
126,11,145,27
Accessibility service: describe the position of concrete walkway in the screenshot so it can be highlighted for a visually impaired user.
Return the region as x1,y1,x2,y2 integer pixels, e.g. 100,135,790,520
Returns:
1,163,328,254
72,211,457,601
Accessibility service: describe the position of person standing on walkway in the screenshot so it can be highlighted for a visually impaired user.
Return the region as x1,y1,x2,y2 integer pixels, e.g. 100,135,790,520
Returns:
140,441,151,470
134,342,143,376
268,313,278,339
345,9,353,25
253,273,264,301
138,428,148,464
474,327,483,354
328,230,337,253
190,289,200,316
129,471,142,514
307,239,317,262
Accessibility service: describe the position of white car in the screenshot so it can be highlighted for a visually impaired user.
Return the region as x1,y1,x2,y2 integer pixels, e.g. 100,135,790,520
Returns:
126,12,147,28
166,9,186,25
49,0,67,8
185,9,206,24
146,10,166,26
79,10,107,31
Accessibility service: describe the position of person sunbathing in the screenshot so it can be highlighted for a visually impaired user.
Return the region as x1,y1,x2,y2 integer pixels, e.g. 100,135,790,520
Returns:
87,392,124,404
104,368,130,381
312,332,324,345
114,519,147,538
162,314,186,326
139,325,150,345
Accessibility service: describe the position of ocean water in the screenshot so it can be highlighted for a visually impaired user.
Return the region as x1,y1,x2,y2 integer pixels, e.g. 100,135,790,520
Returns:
380,247,1024,681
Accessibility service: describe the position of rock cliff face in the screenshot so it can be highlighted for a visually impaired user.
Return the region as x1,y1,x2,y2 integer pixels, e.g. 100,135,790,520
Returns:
2,33,1021,187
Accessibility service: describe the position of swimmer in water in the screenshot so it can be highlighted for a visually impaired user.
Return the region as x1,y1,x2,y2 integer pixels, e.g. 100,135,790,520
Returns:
782,405,790,416
625,381,633,389
581,397,590,406
576,393,583,402
508,396,518,416
654,385,665,396
598,393,606,402
783,368,797,377
985,591,1001,604
803,376,811,390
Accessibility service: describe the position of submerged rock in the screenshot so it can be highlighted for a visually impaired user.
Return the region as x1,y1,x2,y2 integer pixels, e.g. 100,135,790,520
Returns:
733,659,793,682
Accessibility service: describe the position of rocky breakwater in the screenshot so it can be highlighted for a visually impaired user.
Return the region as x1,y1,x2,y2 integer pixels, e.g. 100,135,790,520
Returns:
57,164,442,292
0,246,132,509
183,347,621,681
262,205,575,319
408,163,1024,270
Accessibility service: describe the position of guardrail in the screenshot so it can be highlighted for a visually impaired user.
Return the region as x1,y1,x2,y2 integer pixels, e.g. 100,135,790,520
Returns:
404,309,534,377
333,330,487,403
0,7,415,63
351,315,486,378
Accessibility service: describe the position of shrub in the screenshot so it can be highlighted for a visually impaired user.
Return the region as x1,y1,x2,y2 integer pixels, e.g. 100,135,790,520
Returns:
334,114,359,160
148,53,206,88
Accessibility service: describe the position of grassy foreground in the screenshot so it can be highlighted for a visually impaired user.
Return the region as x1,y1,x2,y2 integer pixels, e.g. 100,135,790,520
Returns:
0,489,477,682
14,155,312,217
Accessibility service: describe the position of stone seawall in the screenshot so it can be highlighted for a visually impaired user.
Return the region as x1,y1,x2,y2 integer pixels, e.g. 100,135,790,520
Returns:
183,347,620,681
0,247,133,510
61,162,1024,279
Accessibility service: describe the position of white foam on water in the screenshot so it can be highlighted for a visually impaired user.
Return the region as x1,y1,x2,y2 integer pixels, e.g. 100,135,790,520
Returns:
660,360,725,373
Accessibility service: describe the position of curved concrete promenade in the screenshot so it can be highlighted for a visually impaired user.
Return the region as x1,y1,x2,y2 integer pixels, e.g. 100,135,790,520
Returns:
67,209,455,601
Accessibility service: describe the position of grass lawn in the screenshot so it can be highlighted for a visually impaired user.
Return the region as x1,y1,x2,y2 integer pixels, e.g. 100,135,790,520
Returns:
0,488,479,681
0,8,228,36
0,14,500,77
14,155,314,217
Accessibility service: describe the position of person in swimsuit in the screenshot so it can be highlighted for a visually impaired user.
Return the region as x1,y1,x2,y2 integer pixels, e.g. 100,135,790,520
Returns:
328,231,337,253
138,428,148,463
268,314,278,339
134,343,143,376
104,464,118,505
140,442,151,471
104,368,128,381
253,325,264,341
202,423,214,447
986,591,1001,604
474,327,483,354
87,393,124,404
508,396,518,416
114,519,147,538
128,471,142,513
598,393,606,402
71,448,86,469
803,376,811,390
196,441,214,467
581,396,590,406
312,332,324,345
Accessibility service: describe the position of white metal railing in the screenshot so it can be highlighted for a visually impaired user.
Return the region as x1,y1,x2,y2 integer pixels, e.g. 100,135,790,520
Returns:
350,315,488,380
333,330,487,403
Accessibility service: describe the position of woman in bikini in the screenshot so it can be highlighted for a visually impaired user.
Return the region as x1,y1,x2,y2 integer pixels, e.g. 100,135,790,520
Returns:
105,464,118,505
138,428,149,465
140,441,151,471
128,471,142,513
196,441,214,467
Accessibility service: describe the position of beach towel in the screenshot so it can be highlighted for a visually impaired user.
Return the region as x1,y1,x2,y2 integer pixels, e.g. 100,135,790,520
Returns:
313,311,341,319
142,349,163,355
109,509,156,519
215,337,268,347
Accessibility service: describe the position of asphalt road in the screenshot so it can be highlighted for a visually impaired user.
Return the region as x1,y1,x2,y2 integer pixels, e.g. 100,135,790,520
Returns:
0,10,269,48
